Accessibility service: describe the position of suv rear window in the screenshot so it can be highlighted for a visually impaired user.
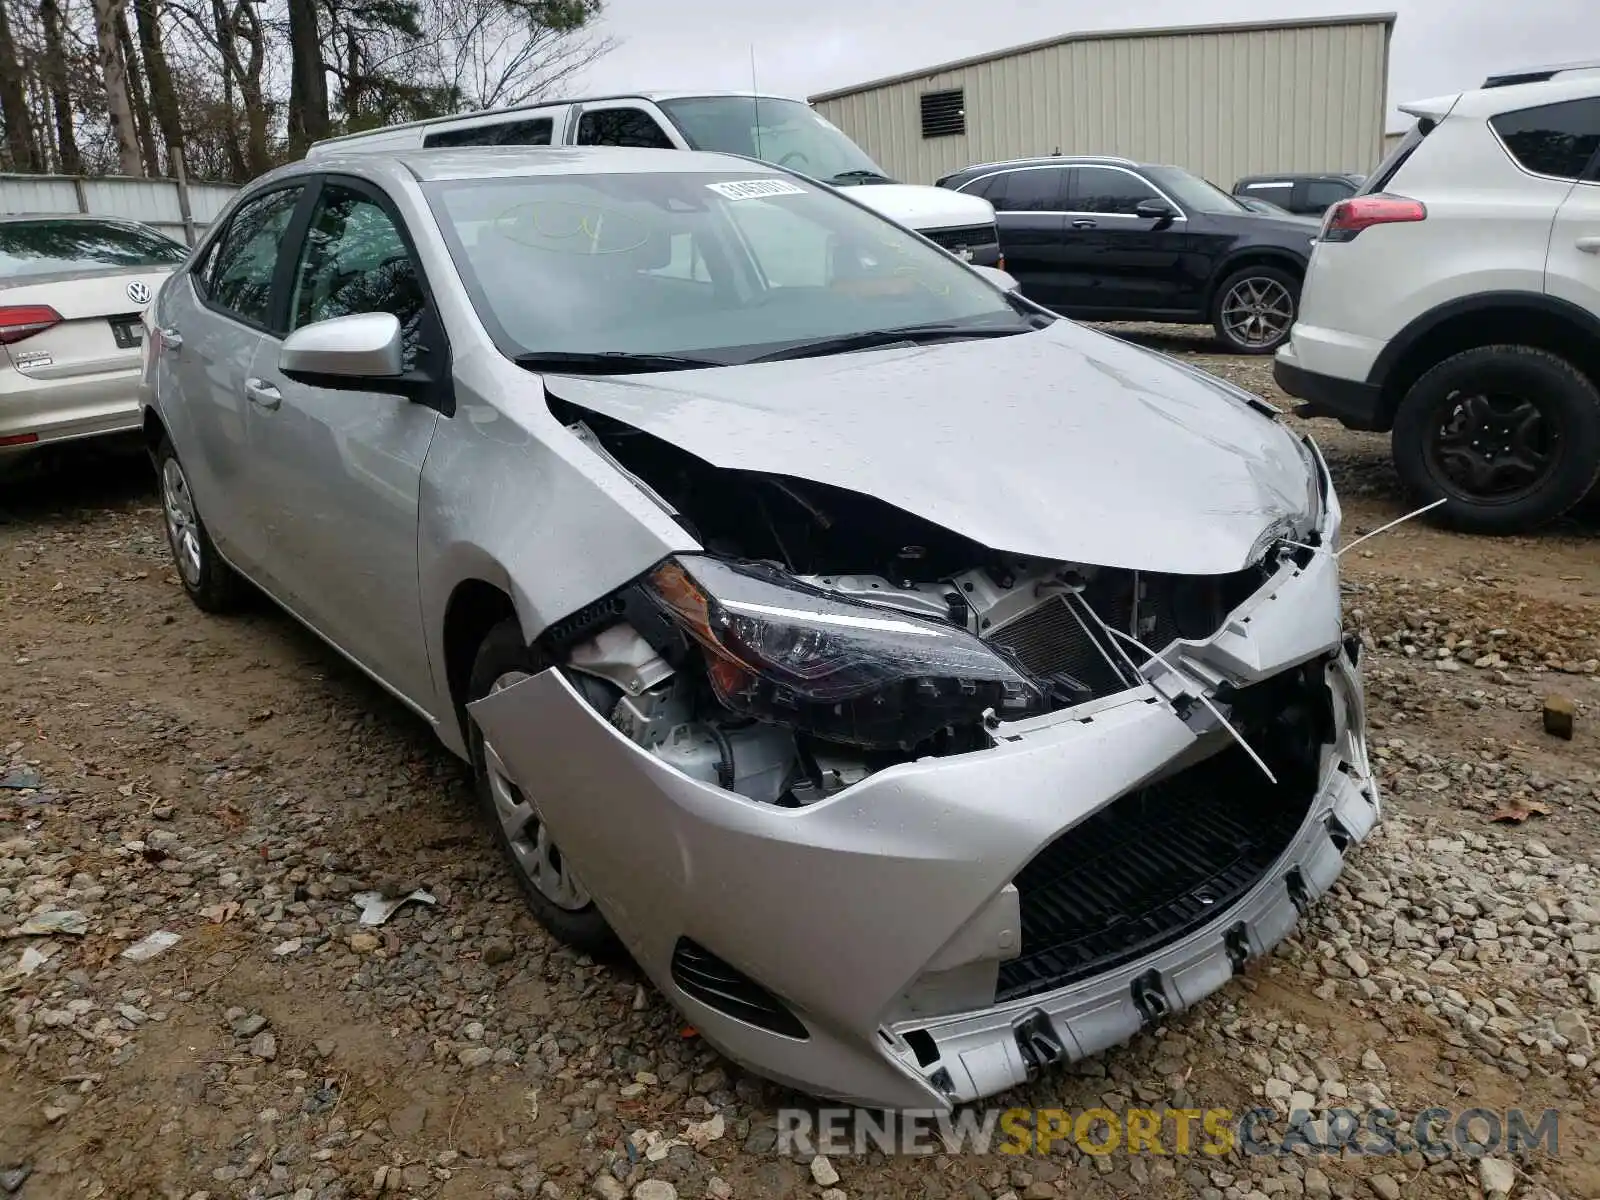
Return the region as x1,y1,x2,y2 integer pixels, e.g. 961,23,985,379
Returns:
0,218,187,279
1362,121,1432,194
1491,97,1600,180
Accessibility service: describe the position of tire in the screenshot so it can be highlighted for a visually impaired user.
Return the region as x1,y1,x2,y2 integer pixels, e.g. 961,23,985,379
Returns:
155,436,245,613
1391,345,1600,535
467,619,615,955
1210,265,1301,354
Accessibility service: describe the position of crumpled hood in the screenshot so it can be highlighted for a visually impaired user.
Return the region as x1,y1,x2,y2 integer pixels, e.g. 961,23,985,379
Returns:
544,322,1315,575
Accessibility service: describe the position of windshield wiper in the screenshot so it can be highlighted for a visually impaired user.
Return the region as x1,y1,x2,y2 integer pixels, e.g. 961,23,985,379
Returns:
744,322,1031,364
829,169,896,184
513,350,725,375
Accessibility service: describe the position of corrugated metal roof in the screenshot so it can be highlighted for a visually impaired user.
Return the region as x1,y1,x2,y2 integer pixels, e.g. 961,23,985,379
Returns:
808,13,1398,103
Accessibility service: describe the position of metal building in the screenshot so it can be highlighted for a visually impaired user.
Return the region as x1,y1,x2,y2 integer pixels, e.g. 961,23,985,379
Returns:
809,14,1395,188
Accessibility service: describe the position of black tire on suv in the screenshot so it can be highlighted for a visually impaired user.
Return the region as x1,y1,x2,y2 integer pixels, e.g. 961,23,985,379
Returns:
1391,345,1600,534
1210,265,1302,355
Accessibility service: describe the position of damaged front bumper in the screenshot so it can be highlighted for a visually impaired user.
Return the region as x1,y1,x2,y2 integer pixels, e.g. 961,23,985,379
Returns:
469,540,1379,1111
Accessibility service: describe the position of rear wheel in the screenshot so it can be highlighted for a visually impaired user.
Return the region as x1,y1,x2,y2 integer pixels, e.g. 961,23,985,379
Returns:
1391,345,1600,534
467,619,615,954
156,436,244,612
1211,265,1300,354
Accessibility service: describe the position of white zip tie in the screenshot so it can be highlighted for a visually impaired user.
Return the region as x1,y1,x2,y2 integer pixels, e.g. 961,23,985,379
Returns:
1337,498,1447,557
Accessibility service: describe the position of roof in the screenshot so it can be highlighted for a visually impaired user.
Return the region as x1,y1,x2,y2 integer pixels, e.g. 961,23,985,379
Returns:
262,145,771,185
307,91,802,150
807,13,1398,103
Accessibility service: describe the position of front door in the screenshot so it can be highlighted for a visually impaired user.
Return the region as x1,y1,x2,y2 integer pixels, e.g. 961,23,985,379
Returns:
974,166,1069,306
1058,165,1188,316
243,178,444,707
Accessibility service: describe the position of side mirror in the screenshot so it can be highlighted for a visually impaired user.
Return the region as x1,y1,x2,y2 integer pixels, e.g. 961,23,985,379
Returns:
280,312,403,383
971,264,1020,292
1135,198,1178,226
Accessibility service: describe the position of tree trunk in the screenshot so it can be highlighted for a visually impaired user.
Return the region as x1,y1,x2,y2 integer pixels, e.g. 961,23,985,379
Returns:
286,0,328,153
0,0,35,170
117,6,161,174
134,0,183,175
91,0,144,175
39,0,81,174
210,0,246,180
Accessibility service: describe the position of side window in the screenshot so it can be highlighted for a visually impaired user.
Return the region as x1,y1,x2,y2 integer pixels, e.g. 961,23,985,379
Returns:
1491,98,1600,180
208,186,303,326
576,108,675,149
988,168,1066,212
1303,180,1355,211
1073,167,1161,215
424,118,553,148
289,184,433,372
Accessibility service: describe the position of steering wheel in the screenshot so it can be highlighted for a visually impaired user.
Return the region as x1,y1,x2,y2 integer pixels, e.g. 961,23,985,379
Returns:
778,151,811,170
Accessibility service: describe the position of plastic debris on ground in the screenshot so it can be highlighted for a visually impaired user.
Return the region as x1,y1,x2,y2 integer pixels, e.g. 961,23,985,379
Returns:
352,888,437,926
120,930,182,962
7,910,88,938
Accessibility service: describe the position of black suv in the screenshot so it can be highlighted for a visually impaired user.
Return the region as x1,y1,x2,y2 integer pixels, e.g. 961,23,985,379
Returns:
1232,172,1365,216
936,156,1319,353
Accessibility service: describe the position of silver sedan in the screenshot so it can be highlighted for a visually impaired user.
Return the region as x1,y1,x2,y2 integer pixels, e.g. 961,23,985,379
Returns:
140,145,1377,1110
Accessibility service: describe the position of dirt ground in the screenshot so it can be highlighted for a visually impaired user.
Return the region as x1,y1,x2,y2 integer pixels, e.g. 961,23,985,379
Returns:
2,326,1599,1200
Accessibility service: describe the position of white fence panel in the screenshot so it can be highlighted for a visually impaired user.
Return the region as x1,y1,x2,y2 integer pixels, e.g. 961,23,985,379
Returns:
0,173,242,244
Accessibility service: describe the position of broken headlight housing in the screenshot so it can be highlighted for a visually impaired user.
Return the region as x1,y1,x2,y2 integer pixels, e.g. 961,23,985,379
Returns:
643,556,1043,749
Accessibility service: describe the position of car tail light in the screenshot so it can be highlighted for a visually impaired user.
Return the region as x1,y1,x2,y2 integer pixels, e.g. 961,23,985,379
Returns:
1320,195,1426,242
0,304,63,344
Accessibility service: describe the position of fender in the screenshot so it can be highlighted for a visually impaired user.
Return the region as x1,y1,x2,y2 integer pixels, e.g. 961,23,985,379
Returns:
1205,247,1310,307
1367,291,1600,387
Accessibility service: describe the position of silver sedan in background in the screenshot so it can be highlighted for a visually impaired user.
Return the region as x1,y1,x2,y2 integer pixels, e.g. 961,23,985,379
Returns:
1,215,188,454
140,145,1377,1110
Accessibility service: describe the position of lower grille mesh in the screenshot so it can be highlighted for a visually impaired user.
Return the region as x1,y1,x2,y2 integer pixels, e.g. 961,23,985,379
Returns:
996,743,1314,1002
670,938,809,1039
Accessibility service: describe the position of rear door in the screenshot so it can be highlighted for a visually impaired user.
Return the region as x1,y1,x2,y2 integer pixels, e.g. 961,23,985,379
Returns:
161,184,308,577
241,176,443,703
966,167,1069,304
1538,98,1600,318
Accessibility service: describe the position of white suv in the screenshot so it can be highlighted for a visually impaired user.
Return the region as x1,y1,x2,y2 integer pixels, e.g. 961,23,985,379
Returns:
1275,64,1600,533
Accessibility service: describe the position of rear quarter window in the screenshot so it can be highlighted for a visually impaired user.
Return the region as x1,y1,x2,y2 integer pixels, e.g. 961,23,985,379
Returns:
1490,97,1600,180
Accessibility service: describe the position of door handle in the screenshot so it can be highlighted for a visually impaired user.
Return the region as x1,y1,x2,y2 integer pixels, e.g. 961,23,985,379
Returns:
159,327,183,350
1577,236,1600,254
244,377,282,410
1071,219,1098,229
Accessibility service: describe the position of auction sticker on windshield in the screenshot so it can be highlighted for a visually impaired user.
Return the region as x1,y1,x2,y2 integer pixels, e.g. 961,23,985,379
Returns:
707,179,810,201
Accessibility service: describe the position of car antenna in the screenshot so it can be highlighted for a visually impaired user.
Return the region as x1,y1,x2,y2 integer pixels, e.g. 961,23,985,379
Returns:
750,46,764,160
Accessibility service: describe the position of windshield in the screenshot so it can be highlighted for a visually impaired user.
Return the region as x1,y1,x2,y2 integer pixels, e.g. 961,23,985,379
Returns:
427,170,1025,365
657,96,893,185
1144,167,1249,214
0,219,187,279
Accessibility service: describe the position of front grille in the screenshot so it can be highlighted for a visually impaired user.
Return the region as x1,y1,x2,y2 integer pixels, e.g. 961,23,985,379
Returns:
670,938,808,1039
924,224,998,251
995,741,1315,1002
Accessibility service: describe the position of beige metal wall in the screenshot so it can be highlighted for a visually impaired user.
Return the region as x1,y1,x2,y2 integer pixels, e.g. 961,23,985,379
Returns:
811,19,1391,187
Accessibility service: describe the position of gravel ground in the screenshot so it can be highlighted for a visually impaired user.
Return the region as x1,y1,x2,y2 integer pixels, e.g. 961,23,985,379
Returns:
3,326,1599,1200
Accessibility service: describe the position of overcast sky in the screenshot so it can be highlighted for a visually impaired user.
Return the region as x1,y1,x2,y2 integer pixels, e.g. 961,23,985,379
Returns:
581,0,1590,131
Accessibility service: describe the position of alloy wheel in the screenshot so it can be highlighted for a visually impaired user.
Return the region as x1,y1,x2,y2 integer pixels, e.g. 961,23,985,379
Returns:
479,671,591,911
1428,391,1557,504
161,456,204,587
1220,277,1295,348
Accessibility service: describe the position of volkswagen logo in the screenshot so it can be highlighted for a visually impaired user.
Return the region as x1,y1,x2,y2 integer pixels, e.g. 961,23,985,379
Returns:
126,280,152,305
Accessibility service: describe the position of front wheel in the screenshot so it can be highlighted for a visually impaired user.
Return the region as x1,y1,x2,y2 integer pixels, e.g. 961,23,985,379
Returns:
156,436,245,613
1210,266,1300,354
1391,345,1600,534
467,619,615,955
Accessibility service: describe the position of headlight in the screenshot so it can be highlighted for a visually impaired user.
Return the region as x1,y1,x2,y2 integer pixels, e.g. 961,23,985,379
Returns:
643,556,1043,749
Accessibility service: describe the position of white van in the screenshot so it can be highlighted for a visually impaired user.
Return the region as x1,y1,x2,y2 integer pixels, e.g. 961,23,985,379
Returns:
306,92,1002,266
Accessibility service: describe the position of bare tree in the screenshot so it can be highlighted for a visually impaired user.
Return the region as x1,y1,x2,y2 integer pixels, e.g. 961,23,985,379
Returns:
286,0,327,152
39,0,82,172
117,2,162,172
426,0,612,111
0,0,37,169
134,0,186,172
91,0,145,174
